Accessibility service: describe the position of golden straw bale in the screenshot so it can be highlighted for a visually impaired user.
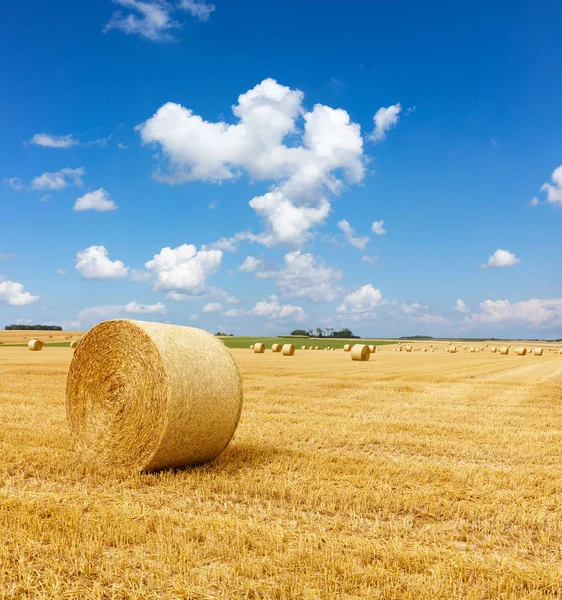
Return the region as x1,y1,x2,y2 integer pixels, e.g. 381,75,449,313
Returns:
499,347,509,355
469,347,475,353
66,319,243,472
70,341,79,349
282,344,295,356
448,346,457,353
28,339,44,351
271,344,282,353
491,347,497,353
343,344,351,352
315,346,320,350
249,344,254,350
301,346,308,350
405,345,413,352
368,345,376,353
534,347,543,356
515,347,527,355
350,344,370,361
253,343,265,353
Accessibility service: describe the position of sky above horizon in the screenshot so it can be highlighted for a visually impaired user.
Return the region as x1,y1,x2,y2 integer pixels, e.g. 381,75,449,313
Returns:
1,0,561,338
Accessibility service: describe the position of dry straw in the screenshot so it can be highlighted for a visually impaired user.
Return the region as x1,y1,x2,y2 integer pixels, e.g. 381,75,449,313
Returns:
70,341,79,349
272,343,282,353
491,347,497,353
351,344,370,361
469,347,476,353
448,346,457,353
254,343,265,353
249,344,254,350
534,347,543,356
28,339,44,351
368,345,376,353
515,347,527,356
315,346,320,350
301,345,307,350
66,319,243,472
344,344,351,352
282,344,295,356
405,344,413,352
499,347,509,355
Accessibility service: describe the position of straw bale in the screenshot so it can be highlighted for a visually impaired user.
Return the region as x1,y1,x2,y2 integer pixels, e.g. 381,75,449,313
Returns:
254,343,265,353
534,347,543,356
271,343,282,353
70,341,79,349
66,319,243,472
282,344,295,356
405,344,412,352
368,345,376,353
490,347,497,353
515,347,527,355
249,344,254,350
351,344,370,361
448,346,457,353
343,344,351,352
499,347,509,355
28,339,44,351
301,346,308,350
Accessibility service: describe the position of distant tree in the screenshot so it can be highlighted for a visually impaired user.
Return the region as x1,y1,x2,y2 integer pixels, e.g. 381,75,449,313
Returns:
291,329,309,336
315,327,323,338
332,328,358,339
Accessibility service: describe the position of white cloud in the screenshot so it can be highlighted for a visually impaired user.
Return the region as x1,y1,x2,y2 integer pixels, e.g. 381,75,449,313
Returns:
401,301,427,316
130,269,152,282
361,255,376,264
0,253,15,260
178,0,215,20
337,219,369,250
369,103,402,142
123,300,167,314
455,298,469,313
208,200,218,210
39,194,52,202
0,279,39,305
225,295,306,322
56,268,66,275
539,165,562,206
118,143,128,150
336,284,383,318
468,298,562,328
31,167,85,191
529,197,540,207
145,243,222,292
4,177,23,190
30,134,78,148
164,286,236,303
105,0,180,42
189,313,198,320
480,249,521,269
137,78,365,246
239,255,264,272
202,302,222,313
74,188,118,212
75,245,130,279
371,220,387,235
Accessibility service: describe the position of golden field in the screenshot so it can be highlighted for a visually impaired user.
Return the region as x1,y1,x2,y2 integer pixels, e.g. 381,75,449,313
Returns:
1,341,562,599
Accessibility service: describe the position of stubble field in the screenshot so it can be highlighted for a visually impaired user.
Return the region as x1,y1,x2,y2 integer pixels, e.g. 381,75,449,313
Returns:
1,340,562,599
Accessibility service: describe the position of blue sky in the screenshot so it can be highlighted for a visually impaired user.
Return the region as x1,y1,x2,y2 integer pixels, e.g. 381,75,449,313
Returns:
1,0,561,338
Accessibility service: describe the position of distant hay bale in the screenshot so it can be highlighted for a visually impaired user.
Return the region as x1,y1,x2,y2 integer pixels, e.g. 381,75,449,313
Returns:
282,344,295,356
448,346,457,353
368,345,376,353
431,349,435,352
469,347,475,353
70,341,79,349
405,345,413,352
423,348,428,352
301,345,307,350
343,344,351,352
254,343,265,353
66,319,243,472
534,347,543,356
499,347,509,355
351,344,370,361
28,340,44,351
272,343,282,353
249,344,254,350
315,346,320,350
491,347,497,353
515,347,527,355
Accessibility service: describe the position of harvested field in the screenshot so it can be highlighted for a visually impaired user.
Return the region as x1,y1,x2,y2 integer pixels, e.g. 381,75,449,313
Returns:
1,343,562,598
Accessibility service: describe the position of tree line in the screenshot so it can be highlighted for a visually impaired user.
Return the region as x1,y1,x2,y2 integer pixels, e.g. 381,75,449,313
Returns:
290,328,360,339
4,324,63,331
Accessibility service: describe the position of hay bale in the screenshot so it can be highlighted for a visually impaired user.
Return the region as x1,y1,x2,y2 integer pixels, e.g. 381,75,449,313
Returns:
66,319,243,472
423,348,428,352
490,347,497,353
368,345,376,353
70,341,79,349
515,347,527,355
28,339,44,351
448,346,457,353
315,346,320,350
405,345,412,352
249,344,254,350
343,344,351,352
301,345,308,350
469,347,475,353
499,347,509,355
282,344,295,356
272,343,282,353
351,344,370,361
254,342,265,353
534,347,543,356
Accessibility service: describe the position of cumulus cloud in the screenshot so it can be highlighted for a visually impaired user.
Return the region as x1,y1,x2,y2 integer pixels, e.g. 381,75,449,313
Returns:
74,188,118,212
369,103,401,142
480,249,521,269
4,177,23,190
468,298,562,328
371,220,387,235
165,286,237,304
75,245,130,279
539,165,562,207
123,300,167,314
225,295,306,322
31,167,85,191
401,301,427,316
178,0,215,20
336,284,383,318
202,302,222,313
239,256,264,272
145,243,222,292
137,78,365,246
0,279,39,305
337,219,369,250
105,0,180,42
30,134,78,148
455,298,469,313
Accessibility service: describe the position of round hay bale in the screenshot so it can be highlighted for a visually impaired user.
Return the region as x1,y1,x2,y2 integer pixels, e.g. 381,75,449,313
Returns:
368,345,376,353
70,340,79,349
515,347,527,356
405,344,412,352
249,344,254,350
66,319,243,472
490,347,497,353
28,339,44,351
254,342,265,353
469,347,476,353
343,344,351,352
301,345,307,350
534,347,543,356
282,344,295,356
351,344,370,361
271,343,282,353
499,347,509,355
423,348,428,352
431,349,435,352
448,346,457,353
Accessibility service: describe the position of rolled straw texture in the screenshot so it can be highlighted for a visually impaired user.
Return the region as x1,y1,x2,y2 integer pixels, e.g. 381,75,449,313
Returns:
405,344,412,352
491,347,497,353
282,344,295,356
343,344,351,352
249,344,254,350
28,339,44,351
499,347,509,355
368,345,376,353
515,347,527,355
272,343,282,353
70,341,79,349
301,346,307,350
351,344,370,361
253,343,265,353
315,346,320,350
448,346,457,353
66,319,243,472
534,347,543,356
